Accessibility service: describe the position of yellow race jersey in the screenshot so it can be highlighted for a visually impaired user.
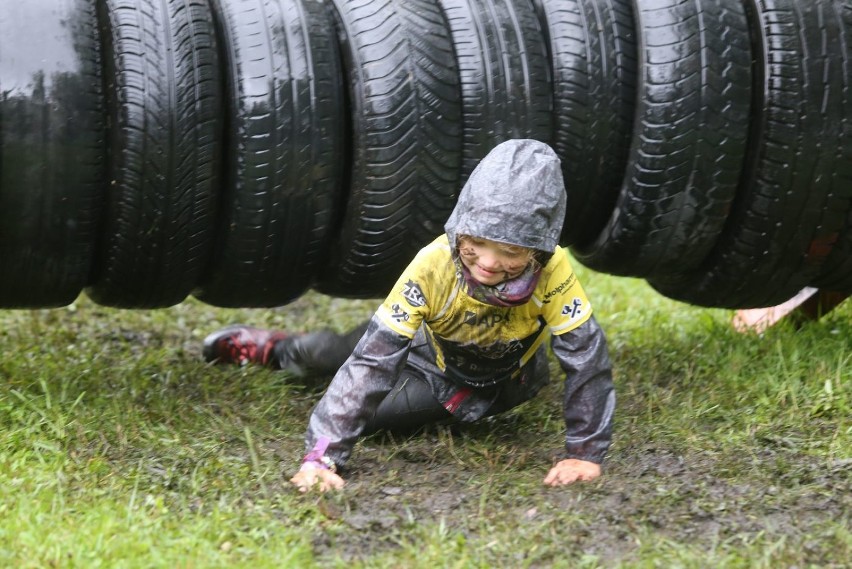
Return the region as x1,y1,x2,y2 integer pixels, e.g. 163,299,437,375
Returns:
376,235,592,386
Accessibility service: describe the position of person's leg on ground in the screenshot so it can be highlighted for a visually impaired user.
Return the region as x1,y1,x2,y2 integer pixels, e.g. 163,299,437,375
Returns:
364,371,454,434
273,321,369,375
203,321,369,373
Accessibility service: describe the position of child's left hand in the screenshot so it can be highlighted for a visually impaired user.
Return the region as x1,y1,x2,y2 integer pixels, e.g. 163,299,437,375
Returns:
289,466,345,493
543,458,601,486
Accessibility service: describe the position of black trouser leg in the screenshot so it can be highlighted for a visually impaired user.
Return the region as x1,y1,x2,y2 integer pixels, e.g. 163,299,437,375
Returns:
364,371,453,434
274,321,453,432
272,321,370,375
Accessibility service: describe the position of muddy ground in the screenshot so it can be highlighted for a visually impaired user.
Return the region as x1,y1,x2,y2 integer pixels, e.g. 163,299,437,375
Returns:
270,414,850,566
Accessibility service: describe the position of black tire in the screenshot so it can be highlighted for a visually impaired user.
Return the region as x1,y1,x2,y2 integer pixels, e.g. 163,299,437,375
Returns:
0,0,105,308
572,0,752,277
87,0,223,308
313,0,463,297
534,0,637,247
438,0,552,181
195,0,345,307
650,0,852,308
810,0,852,293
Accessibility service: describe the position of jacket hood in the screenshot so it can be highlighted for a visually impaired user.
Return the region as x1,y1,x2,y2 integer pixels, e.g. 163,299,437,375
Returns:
445,139,566,253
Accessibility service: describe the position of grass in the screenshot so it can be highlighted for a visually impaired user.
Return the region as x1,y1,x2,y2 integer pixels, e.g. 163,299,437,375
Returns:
0,258,849,567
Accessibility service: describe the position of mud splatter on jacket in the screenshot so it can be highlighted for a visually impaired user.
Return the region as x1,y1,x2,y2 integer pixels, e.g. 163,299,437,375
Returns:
305,139,615,467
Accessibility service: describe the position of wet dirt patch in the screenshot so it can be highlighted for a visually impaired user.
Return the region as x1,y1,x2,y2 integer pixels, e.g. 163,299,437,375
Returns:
304,432,850,565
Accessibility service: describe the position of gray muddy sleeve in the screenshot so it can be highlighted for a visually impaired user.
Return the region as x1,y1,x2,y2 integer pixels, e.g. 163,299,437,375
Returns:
550,315,615,464
304,315,411,467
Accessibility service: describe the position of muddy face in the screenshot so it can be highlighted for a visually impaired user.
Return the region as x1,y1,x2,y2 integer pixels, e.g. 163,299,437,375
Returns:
458,237,533,285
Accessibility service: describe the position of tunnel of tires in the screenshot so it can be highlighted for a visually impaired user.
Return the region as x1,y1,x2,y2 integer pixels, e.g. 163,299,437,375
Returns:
1,0,850,310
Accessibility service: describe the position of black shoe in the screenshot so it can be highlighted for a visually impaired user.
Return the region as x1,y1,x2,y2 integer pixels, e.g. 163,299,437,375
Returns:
202,325,288,367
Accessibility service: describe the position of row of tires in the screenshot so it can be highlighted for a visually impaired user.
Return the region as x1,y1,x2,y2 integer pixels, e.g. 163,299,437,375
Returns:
0,0,850,310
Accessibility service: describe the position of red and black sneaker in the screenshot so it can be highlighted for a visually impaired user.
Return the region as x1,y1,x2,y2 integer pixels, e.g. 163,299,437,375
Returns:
202,325,288,367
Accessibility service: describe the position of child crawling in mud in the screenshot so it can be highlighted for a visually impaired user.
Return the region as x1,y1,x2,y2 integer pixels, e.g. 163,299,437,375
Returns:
203,139,616,492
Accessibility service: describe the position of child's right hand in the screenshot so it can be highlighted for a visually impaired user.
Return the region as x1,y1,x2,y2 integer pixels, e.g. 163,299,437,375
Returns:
289,466,345,493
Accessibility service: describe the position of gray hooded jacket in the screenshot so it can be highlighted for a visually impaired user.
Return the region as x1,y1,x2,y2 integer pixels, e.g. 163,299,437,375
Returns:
445,138,566,252
304,139,615,468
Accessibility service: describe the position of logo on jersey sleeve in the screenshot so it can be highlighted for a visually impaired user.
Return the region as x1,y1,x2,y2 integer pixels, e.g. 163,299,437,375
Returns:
542,274,576,304
401,279,427,307
390,303,410,322
561,297,584,318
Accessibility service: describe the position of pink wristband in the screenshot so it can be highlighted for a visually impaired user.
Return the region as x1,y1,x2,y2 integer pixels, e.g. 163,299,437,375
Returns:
299,459,327,472
302,436,336,472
